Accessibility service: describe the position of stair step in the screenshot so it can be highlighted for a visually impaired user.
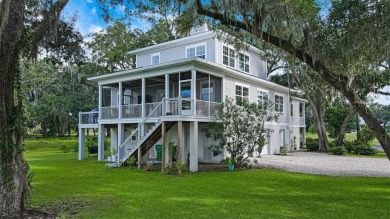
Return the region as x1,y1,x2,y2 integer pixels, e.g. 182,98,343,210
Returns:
105,162,119,167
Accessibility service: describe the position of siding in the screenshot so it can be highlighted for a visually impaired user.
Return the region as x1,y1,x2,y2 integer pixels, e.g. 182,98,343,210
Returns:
136,38,216,68
215,38,268,80
224,75,289,123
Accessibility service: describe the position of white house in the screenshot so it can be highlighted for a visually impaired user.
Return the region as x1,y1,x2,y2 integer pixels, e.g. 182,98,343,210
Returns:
78,26,306,172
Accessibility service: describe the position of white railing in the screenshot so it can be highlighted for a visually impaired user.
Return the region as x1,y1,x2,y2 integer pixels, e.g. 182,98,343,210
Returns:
93,98,220,122
122,104,141,118
299,117,305,125
101,106,118,119
165,97,193,116
114,100,164,166
195,100,218,117
78,111,99,124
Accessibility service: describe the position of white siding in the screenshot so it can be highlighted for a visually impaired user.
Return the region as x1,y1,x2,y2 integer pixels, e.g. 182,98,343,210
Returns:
136,38,216,68
215,38,268,80
223,75,289,123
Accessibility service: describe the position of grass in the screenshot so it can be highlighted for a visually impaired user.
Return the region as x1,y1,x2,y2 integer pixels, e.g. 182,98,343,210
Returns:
306,132,380,146
24,137,390,218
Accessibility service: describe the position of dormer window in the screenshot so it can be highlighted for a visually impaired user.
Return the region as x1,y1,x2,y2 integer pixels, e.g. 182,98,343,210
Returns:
186,43,206,59
239,53,249,73
223,46,235,68
151,53,160,65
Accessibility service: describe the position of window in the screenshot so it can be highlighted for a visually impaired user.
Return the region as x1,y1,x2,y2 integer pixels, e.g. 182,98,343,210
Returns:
299,103,304,117
235,84,249,104
151,53,160,65
275,94,284,113
223,46,235,68
186,44,206,59
257,89,268,110
239,53,249,73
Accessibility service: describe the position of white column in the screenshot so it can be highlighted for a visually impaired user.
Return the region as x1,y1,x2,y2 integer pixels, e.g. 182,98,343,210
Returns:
98,84,103,119
177,121,184,163
110,128,118,152
191,70,196,116
118,124,124,165
189,121,198,172
78,128,85,160
161,121,166,173
97,124,105,161
142,78,146,118
165,74,169,98
118,82,123,119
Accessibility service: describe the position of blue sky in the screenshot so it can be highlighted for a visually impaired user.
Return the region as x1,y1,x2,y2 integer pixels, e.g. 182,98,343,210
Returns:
63,0,107,36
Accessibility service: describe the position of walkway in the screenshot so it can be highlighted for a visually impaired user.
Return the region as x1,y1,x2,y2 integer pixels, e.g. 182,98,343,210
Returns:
254,152,390,177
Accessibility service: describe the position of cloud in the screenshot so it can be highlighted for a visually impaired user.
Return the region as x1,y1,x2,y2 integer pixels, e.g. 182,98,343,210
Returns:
88,24,103,34
91,7,97,15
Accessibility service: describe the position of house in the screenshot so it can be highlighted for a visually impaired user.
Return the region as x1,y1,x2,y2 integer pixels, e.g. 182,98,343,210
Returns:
78,26,306,172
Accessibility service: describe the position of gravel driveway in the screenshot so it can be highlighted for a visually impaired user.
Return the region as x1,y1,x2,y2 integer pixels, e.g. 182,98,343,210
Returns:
254,152,390,177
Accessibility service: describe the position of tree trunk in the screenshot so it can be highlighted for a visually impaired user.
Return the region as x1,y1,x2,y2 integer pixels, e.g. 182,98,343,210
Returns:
356,113,361,140
292,74,329,151
0,1,26,218
336,105,354,146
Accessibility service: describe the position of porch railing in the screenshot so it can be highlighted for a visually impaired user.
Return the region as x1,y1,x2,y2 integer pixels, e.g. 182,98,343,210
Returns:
78,111,99,124
299,117,305,125
196,100,218,117
122,104,141,118
101,106,118,119
80,98,219,123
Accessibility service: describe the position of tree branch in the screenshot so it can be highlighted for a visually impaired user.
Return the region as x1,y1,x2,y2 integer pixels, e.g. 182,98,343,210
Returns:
29,0,69,57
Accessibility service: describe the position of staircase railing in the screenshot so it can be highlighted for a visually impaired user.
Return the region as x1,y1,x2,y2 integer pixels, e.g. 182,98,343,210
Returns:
114,99,164,166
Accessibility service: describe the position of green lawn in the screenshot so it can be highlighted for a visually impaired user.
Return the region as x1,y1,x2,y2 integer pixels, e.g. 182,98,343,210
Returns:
24,140,390,218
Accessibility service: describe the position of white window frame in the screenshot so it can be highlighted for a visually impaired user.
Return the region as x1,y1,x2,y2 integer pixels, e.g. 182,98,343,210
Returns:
239,52,250,73
257,88,269,110
235,83,249,103
151,53,160,65
274,93,284,114
223,45,235,68
186,43,207,59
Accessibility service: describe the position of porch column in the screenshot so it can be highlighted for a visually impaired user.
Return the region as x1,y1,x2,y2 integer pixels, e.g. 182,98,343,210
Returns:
138,122,142,169
177,121,183,163
118,82,123,119
191,70,196,116
138,147,142,169
142,78,146,118
165,74,169,115
98,84,102,119
97,124,105,161
78,128,85,160
110,128,118,153
161,121,166,173
118,124,124,165
189,121,198,172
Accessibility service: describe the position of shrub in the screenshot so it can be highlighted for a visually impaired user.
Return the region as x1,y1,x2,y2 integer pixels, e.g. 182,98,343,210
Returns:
329,146,346,155
328,140,337,148
357,126,375,145
279,146,289,155
305,138,319,151
354,145,377,155
343,141,355,153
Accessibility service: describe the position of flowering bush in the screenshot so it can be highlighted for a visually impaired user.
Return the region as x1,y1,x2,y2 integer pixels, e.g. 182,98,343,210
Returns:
203,97,278,167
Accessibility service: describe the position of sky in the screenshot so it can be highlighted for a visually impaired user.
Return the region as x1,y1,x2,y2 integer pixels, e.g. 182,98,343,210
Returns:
62,0,390,105
63,0,106,37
